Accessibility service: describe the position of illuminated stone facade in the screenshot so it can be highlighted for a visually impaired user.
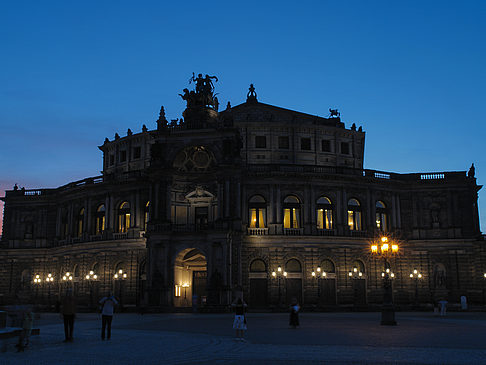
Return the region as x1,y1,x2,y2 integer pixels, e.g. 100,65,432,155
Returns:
0,83,483,310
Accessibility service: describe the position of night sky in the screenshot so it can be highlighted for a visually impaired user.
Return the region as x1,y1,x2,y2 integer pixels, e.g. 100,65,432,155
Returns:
1,1,485,234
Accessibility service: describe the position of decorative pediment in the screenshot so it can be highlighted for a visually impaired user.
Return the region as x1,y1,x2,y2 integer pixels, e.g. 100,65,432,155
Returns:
185,186,214,202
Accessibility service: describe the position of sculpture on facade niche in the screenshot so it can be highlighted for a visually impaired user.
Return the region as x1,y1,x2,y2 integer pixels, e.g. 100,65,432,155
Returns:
180,73,219,110
468,163,475,178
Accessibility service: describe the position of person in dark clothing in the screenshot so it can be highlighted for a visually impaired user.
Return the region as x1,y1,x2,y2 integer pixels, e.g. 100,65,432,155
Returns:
60,288,77,342
289,297,300,328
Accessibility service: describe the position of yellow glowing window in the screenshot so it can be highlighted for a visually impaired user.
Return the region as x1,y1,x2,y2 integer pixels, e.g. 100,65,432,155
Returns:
284,208,291,228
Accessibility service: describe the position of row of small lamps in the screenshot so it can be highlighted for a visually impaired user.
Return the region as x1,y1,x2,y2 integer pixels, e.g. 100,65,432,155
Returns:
32,269,127,283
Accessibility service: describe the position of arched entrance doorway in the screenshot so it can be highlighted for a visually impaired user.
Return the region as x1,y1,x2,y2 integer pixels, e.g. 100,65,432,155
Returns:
249,259,268,307
174,248,207,307
285,259,303,305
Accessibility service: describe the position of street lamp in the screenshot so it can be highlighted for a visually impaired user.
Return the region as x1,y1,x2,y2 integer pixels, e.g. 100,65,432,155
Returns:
311,266,327,305
271,266,287,307
113,269,127,308
33,274,42,299
370,235,399,326
46,273,54,309
409,269,423,306
85,270,98,309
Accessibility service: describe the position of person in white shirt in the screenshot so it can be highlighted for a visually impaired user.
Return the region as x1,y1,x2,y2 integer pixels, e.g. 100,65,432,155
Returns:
99,292,118,340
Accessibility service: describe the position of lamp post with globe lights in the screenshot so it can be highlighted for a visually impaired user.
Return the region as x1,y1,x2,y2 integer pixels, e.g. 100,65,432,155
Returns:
33,274,42,299
311,266,327,305
114,269,127,308
271,265,287,307
409,269,423,306
45,273,55,309
370,235,399,325
85,270,98,309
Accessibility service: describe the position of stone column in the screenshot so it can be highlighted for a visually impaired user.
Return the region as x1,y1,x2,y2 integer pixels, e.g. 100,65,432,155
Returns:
224,180,230,218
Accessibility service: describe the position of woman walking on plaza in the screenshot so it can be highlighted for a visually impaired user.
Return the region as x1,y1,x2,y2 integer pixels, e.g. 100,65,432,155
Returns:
232,297,247,341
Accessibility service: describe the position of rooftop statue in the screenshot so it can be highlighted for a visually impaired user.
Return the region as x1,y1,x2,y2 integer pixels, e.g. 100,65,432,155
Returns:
329,108,340,118
247,83,257,102
180,72,219,110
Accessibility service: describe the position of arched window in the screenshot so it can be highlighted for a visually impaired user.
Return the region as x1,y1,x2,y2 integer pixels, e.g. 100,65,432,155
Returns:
95,204,106,235
144,201,150,231
283,195,301,229
375,201,388,232
249,195,266,228
250,259,266,272
117,202,131,233
316,196,333,230
286,259,302,272
320,259,335,273
352,260,365,274
77,208,85,237
347,199,362,231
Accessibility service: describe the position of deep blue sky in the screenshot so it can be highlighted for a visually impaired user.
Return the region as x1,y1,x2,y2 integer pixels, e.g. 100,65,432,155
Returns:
1,1,485,234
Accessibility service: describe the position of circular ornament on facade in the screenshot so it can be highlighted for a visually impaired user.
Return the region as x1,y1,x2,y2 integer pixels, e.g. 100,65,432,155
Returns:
193,149,210,168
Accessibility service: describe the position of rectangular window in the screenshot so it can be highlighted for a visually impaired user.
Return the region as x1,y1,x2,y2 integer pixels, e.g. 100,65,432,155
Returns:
301,138,311,151
284,208,299,228
341,142,350,155
120,150,127,162
255,136,267,148
249,208,266,228
109,154,115,166
321,140,331,152
133,146,141,159
318,209,333,229
278,136,289,149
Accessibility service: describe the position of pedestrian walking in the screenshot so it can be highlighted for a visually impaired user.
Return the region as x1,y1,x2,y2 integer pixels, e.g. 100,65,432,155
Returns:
16,311,33,352
60,288,77,342
289,297,300,328
232,297,247,341
99,292,118,340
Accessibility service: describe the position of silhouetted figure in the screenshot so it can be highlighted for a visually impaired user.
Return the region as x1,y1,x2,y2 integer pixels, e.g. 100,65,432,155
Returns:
61,288,77,342
16,311,33,352
468,163,475,178
289,297,300,328
99,292,118,340
232,297,247,341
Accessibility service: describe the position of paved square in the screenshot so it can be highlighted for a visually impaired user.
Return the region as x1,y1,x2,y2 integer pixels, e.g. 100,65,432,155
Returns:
2,312,486,364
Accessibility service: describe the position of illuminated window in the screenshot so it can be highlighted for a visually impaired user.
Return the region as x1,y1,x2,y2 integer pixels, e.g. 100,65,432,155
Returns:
143,201,150,231
316,196,333,230
283,195,301,228
375,200,388,232
117,201,131,233
95,204,106,235
77,208,85,237
347,198,362,231
248,195,266,228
